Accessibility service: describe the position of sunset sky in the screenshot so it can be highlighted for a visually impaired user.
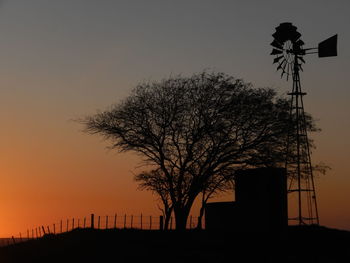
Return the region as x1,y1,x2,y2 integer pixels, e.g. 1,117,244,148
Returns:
0,0,349,237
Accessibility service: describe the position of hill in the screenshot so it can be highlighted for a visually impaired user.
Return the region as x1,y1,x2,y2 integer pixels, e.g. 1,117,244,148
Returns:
0,226,349,263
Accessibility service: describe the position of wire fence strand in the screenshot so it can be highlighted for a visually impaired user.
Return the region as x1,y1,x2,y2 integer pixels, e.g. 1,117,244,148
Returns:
1,213,202,247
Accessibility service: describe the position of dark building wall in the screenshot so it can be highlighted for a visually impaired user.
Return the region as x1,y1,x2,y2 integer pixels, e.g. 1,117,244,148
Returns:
235,168,288,231
205,168,287,231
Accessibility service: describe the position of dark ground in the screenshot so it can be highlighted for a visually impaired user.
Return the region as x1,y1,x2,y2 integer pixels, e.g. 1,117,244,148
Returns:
0,225,349,263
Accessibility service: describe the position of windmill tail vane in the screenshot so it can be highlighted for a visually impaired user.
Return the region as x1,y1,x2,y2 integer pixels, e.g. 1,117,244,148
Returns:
270,22,337,226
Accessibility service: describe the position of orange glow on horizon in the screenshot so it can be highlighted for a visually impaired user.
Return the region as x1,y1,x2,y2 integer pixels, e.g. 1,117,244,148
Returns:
0,0,349,238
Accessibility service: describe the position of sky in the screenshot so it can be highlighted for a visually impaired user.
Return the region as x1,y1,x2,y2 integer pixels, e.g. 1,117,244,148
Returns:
0,0,349,237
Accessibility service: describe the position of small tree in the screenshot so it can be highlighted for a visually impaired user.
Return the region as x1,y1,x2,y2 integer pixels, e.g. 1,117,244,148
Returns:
134,169,173,230
196,170,234,229
82,72,317,230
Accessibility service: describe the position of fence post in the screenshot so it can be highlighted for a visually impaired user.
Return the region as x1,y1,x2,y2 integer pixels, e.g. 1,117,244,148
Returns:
36,228,38,238
53,224,56,234
72,218,75,230
124,214,126,229
42,226,46,235
19,233,22,242
12,236,16,245
159,215,164,231
60,220,63,233
91,214,95,229
140,214,143,230
114,214,117,229
47,226,51,234
150,216,152,230
32,229,34,239
38,227,41,237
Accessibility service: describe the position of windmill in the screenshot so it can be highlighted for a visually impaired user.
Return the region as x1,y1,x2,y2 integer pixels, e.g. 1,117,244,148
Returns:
270,22,337,225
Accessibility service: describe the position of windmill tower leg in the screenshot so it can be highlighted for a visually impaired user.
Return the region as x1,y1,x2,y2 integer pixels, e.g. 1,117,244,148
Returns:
285,58,319,225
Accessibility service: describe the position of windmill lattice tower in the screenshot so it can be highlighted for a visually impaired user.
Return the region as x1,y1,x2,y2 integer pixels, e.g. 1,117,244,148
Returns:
270,22,337,225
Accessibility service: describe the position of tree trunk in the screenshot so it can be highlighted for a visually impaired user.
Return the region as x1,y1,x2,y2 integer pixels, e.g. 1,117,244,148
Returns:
197,203,205,229
164,208,172,230
196,191,207,229
174,198,195,231
174,208,189,231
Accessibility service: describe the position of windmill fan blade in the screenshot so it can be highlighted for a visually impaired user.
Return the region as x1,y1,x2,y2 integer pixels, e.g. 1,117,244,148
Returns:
271,40,283,49
272,32,282,42
296,39,305,46
276,22,293,30
271,49,283,55
290,31,301,42
280,70,285,79
276,60,285,71
282,61,287,71
297,56,306,64
273,56,284,64
275,22,299,42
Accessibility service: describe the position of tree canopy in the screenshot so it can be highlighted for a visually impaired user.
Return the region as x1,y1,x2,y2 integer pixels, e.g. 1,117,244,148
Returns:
82,72,317,230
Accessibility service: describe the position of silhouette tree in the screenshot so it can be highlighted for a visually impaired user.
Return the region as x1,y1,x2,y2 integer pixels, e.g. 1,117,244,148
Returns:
81,72,317,230
134,169,173,230
196,169,234,229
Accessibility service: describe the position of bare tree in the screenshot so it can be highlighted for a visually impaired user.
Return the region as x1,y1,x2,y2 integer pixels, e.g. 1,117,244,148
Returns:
134,169,173,230
196,170,235,229
81,72,317,230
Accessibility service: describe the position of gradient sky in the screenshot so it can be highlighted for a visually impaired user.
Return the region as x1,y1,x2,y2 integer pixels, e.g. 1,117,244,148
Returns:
0,0,349,237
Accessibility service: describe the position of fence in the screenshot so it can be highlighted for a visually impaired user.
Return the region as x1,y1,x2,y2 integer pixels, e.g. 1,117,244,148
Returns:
2,213,202,247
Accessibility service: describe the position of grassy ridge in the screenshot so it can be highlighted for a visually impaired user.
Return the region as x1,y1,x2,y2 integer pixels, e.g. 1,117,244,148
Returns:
0,226,349,263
